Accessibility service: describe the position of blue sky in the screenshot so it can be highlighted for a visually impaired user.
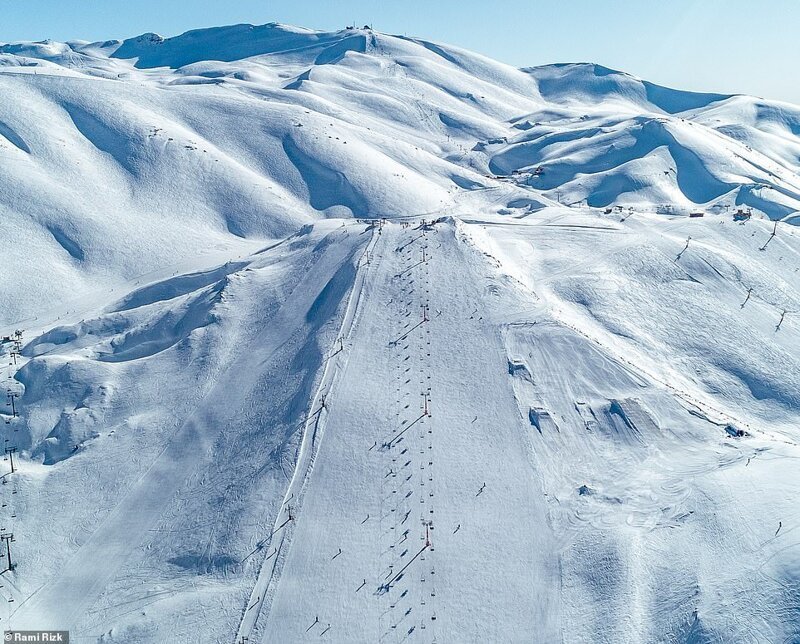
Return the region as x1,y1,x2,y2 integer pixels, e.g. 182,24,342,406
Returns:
2,0,797,104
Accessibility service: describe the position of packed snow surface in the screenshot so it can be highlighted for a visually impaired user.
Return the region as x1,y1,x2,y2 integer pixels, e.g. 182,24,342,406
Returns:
1,22,800,644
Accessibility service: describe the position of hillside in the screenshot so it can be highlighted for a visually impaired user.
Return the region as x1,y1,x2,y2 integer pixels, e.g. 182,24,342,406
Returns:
2,23,800,326
1,23,800,643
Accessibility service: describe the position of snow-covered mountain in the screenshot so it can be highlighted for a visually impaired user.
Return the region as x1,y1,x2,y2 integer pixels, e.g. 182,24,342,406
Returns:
1,23,800,643
2,23,800,326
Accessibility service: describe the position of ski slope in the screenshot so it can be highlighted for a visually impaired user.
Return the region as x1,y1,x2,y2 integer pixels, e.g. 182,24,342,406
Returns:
1,20,800,644
3,211,800,642
246,220,559,643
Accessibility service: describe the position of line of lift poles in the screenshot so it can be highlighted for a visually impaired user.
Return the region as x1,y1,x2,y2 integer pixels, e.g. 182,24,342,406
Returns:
237,222,437,643
1,329,23,575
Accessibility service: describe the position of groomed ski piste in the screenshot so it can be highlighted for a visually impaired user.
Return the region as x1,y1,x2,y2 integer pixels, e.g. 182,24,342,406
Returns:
1,22,800,644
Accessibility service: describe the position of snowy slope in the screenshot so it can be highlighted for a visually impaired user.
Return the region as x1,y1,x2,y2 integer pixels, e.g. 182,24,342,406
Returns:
4,211,800,643
1,22,800,644
2,24,800,327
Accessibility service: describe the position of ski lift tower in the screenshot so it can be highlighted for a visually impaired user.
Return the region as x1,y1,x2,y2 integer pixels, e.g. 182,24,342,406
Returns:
0,532,15,572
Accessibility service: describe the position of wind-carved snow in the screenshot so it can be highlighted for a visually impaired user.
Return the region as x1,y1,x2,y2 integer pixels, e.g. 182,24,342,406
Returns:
0,22,799,644
2,23,800,325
